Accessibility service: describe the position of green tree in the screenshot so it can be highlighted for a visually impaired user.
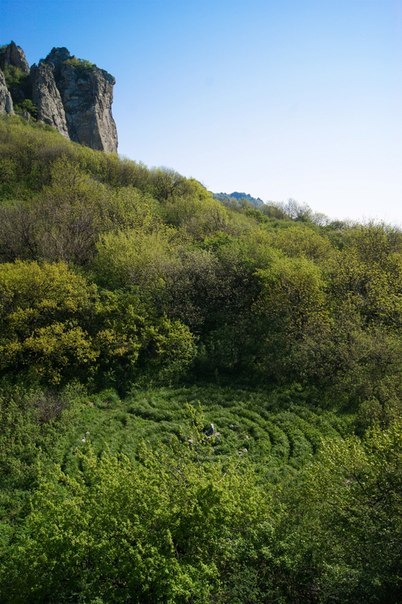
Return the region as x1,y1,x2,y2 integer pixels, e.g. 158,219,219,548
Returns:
274,421,402,603
254,253,330,383
0,261,98,384
1,441,273,603
0,262,196,387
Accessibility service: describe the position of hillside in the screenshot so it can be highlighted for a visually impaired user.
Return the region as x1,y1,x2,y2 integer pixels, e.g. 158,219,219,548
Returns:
0,116,401,603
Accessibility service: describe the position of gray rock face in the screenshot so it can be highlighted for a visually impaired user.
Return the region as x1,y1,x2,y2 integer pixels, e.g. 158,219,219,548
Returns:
61,64,117,152
31,62,68,137
39,47,118,152
47,52,118,152
43,47,71,69
0,42,118,152
0,69,13,114
0,41,30,74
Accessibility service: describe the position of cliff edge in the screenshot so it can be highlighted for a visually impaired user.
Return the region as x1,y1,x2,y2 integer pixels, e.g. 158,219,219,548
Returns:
0,41,118,153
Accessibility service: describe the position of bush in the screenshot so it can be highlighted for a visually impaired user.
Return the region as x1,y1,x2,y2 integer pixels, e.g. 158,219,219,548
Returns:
1,442,273,603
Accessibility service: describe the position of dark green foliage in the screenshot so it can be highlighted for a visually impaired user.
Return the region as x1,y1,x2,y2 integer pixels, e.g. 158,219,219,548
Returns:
1,65,30,104
0,442,273,603
271,421,402,603
14,98,37,118
64,56,94,70
0,380,82,524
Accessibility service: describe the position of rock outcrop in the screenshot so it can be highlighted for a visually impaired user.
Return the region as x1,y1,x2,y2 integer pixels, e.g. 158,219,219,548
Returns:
40,47,118,152
30,62,69,138
0,41,29,74
0,69,13,114
0,42,118,152
60,61,117,152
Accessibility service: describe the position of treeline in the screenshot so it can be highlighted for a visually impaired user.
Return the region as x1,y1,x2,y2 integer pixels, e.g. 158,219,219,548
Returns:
0,116,401,602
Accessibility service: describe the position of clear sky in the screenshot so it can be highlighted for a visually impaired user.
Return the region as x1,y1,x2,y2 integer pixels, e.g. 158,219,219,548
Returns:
2,0,402,225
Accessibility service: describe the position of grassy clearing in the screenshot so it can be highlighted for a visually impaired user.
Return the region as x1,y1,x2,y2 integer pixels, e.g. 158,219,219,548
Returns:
60,384,354,479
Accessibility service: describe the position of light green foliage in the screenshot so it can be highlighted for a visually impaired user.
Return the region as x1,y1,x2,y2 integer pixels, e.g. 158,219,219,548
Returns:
1,441,272,603
161,177,230,238
0,261,195,386
107,185,160,231
0,260,96,324
149,168,194,202
0,117,153,196
0,260,97,383
0,115,400,398
257,253,327,333
34,157,113,263
264,223,334,262
64,56,95,70
255,253,331,383
0,118,164,264
0,116,73,194
0,158,162,264
275,420,402,603
328,245,402,328
95,290,196,386
95,227,179,290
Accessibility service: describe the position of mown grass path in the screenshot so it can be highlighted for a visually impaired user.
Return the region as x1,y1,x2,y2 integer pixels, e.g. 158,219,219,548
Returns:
62,385,354,478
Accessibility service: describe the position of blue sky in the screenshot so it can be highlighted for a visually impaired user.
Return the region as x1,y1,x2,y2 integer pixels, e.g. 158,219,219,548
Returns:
2,0,402,225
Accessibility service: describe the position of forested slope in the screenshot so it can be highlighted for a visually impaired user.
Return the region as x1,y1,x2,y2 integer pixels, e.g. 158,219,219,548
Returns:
0,116,401,603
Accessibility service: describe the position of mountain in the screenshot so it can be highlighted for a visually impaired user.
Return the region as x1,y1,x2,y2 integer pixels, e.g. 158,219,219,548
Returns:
0,41,117,152
214,191,265,207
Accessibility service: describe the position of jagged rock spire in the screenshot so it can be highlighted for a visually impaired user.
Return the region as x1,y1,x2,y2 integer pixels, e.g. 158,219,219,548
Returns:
0,41,30,74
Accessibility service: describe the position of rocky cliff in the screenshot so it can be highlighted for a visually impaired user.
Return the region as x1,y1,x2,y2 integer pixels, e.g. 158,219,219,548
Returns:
0,69,13,114
0,41,30,74
0,42,118,152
